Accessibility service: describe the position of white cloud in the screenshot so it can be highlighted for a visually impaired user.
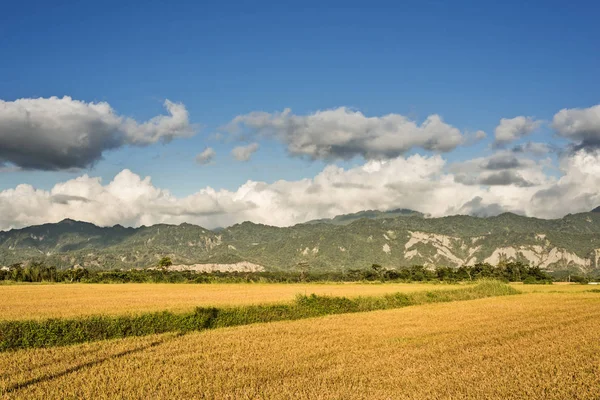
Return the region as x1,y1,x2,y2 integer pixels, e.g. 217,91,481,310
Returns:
231,143,259,161
196,147,216,165
225,107,465,160
0,96,196,170
0,169,256,230
5,149,597,231
0,156,467,230
494,116,542,146
552,103,600,148
530,149,600,217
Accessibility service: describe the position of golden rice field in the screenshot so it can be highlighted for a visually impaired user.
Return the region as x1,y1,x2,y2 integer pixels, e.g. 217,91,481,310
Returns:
0,282,466,320
1,290,599,399
0,281,591,321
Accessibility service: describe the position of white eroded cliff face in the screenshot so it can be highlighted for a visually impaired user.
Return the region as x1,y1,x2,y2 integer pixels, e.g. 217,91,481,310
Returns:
166,261,265,272
402,231,598,271
482,247,592,269
403,231,467,266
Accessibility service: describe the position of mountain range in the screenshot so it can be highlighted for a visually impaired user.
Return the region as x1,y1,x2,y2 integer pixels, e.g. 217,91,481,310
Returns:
2,208,600,275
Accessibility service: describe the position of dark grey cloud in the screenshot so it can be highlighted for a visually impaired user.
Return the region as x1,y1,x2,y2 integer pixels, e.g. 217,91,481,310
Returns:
481,154,522,170
50,194,92,204
480,171,534,187
0,97,195,171
455,170,533,187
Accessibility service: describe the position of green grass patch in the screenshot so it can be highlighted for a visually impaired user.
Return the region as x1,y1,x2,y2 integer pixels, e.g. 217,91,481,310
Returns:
0,280,519,351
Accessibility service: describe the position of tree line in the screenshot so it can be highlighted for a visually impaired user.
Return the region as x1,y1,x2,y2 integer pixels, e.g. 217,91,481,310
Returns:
0,261,568,284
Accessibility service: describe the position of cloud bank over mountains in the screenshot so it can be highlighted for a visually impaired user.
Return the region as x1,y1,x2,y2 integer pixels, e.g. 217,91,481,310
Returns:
2,96,600,230
1,149,600,231
0,97,196,170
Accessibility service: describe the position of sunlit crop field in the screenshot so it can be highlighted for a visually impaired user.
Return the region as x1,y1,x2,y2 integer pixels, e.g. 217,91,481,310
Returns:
512,282,597,293
2,291,599,399
0,282,468,320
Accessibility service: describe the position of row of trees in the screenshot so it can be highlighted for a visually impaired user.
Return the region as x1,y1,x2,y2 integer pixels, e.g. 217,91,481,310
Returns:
0,262,89,283
352,262,554,283
0,261,562,283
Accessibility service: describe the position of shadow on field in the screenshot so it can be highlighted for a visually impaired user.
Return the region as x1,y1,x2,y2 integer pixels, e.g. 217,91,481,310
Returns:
0,347,105,381
2,333,184,395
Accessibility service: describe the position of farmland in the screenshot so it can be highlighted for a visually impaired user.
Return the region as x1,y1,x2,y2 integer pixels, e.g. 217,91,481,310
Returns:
0,282,464,321
1,283,599,399
0,281,592,321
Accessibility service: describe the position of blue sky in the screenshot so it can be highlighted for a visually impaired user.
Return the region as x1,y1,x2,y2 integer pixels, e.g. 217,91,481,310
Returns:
1,0,600,228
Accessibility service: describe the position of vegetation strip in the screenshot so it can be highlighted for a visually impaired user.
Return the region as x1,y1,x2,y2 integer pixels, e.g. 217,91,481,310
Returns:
0,281,518,351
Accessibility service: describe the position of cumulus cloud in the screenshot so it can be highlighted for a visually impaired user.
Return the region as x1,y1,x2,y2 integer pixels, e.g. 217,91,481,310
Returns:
494,116,542,146
0,170,256,230
195,148,216,165
530,149,600,217
2,149,600,230
0,156,479,230
225,107,465,160
0,160,530,231
0,96,196,170
231,143,259,161
552,104,600,149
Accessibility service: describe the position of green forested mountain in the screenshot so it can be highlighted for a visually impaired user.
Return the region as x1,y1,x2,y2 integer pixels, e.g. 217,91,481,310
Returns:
2,210,600,274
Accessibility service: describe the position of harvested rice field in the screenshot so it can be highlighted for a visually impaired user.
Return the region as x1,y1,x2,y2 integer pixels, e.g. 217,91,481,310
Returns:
1,286,599,399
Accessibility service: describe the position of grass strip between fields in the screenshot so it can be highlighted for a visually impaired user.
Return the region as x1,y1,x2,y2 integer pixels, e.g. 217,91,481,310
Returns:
0,281,519,351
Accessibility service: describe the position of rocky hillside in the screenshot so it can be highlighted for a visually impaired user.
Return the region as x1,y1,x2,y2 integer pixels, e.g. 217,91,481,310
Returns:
2,210,600,274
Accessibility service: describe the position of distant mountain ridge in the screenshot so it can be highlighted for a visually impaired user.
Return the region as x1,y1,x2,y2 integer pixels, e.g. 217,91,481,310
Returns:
304,208,425,225
2,208,600,274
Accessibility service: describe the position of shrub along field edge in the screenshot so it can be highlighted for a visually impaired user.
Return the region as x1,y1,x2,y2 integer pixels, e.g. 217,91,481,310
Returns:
0,280,519,351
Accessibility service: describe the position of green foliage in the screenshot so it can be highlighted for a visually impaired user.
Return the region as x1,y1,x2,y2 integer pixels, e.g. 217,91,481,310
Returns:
0,281,519,351
158,257,173,268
